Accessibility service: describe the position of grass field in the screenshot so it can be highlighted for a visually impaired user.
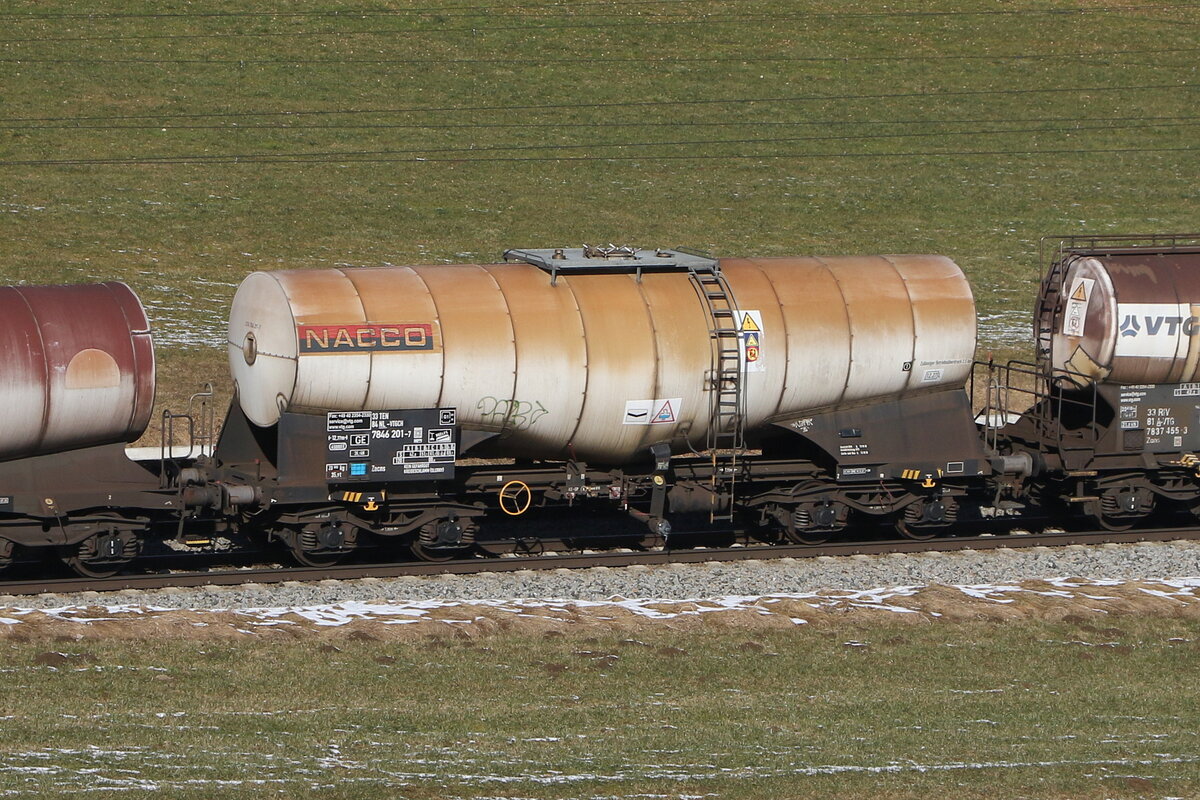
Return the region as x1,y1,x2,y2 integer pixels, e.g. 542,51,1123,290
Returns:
2,616,1199,798
2,0,1197,416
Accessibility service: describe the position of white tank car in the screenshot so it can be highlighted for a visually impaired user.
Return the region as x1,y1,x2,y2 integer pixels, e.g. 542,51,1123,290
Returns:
227,249,976,463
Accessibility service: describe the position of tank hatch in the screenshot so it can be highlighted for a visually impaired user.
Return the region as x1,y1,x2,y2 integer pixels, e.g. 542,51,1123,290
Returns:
503,245,718,284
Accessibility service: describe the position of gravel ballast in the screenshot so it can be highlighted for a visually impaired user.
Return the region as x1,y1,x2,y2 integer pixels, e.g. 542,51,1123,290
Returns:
3,539,1200,610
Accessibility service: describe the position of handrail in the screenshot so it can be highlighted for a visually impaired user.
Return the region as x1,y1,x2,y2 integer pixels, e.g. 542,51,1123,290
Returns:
158,382,215,488
974,359,1100,454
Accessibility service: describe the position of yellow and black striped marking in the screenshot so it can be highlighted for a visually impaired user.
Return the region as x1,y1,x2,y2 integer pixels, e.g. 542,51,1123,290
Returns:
336,490,387,510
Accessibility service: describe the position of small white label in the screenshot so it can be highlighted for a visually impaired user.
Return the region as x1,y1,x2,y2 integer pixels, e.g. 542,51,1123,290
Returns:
921,368,944,383
623,398,683,425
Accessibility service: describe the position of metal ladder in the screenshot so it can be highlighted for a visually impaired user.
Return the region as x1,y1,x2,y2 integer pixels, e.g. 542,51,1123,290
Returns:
1034,253,1068,362
690,266,746,522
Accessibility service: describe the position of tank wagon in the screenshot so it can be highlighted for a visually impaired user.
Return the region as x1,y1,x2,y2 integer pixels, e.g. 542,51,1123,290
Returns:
1,236,1198,578
0,283,166,574
987,233,1200,530
227,249,977,462
211,246,988,563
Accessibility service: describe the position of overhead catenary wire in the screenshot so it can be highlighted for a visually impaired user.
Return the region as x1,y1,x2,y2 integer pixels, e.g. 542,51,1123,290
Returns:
1,82,1193,124
1,145,1193,168
2,5,1198,43
0,2,1195,21
5,113,1197,132
0,1,713,20
2,119,1197,156
2,46,1197,65
1,119,1196,167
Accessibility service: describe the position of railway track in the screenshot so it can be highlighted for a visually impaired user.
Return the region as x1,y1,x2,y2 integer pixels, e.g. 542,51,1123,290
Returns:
0,525,1195,597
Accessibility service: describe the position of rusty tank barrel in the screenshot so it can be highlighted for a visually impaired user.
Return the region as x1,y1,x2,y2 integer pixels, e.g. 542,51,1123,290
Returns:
0,282,155,461
1042,243,1200,385
228,250,976,463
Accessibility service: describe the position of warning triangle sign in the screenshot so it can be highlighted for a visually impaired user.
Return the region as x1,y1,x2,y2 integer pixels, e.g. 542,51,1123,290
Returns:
740,313,760,332
1070,282,1088,302
652,400,676,423
745,332,759,347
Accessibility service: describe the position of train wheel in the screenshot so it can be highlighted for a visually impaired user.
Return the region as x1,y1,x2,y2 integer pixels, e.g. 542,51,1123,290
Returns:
410,517,474,561
1089,505,1136,532
1090,488,1153,532
409,540,457,562
895,496,956,540
781,501,845,544
61,531,139,578
63,558,124,579
283,522,354,568
894,517,938,541
291,551,344,567
783,528,831,545
288,546,345,568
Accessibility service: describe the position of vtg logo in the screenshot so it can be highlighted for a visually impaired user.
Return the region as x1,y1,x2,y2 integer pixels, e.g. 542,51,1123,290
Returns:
1116,303,1200,358
1118,314,1200,338
1118,315,1140,337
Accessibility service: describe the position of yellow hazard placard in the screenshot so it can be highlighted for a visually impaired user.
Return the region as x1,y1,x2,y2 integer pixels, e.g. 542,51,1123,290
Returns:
738,310,765,372
1062,278,1094,338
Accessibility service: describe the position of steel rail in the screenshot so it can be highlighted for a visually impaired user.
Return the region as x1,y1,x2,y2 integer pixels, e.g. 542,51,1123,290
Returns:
0,525,1195,597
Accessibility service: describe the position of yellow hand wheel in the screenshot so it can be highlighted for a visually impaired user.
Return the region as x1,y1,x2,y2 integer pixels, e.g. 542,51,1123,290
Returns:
499,480,532,516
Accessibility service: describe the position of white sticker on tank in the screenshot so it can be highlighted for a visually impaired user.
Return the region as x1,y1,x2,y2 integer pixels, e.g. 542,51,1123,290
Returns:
1115,303,1194,359
737,310,765,373
623,398,683,425
1061,277,1094,337
921,368,944,383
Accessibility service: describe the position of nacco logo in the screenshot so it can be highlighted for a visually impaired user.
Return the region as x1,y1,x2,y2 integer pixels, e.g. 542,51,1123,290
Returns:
1119,314,1200,338
298,323,435,353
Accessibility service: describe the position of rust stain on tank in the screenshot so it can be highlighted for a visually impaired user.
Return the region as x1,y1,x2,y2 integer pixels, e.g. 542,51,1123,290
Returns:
65,348,121,389
229,252,976,463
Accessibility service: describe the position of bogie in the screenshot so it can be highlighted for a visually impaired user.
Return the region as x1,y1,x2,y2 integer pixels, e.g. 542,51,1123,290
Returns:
60,529,142,578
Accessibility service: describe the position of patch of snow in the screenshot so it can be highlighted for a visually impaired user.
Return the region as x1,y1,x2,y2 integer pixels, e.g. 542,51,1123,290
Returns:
2,577,1200,632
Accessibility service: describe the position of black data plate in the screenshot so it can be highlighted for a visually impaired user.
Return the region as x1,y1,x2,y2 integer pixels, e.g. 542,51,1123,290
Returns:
1116,385,1199,451
325,409,457,482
